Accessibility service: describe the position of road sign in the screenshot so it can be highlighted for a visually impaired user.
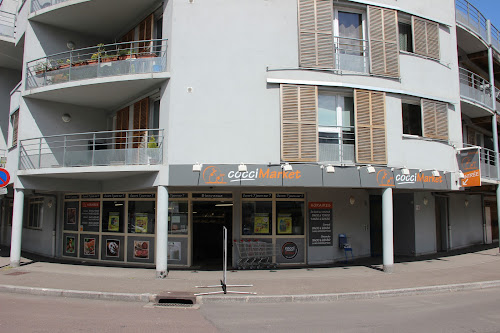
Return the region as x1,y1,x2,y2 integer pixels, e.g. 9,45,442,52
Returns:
457,148,481,187
0,168,10,188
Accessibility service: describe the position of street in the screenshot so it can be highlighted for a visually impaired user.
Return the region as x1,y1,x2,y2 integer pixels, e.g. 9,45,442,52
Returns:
1,288,500,332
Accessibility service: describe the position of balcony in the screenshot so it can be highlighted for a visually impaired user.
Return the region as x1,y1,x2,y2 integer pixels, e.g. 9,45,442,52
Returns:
31,0,70,12
0,9,15,39
459,67,493,111
19,129,164,171
455,0,488,42
319,126,355,164
333,36,369,74
463,144,498,180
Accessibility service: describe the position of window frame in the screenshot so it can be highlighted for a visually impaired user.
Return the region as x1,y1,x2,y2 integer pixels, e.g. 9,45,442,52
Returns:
10,109,19,148
401,99,423,137
27,197,44,230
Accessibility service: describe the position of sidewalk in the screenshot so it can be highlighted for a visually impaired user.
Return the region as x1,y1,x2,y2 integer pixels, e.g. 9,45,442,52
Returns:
1,244,499,303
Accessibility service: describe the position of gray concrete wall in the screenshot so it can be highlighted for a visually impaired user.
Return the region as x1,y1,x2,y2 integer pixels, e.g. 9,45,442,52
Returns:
393,193,415,256
448,193,483,249
21,195,57,257
414,192,437,255
0,68,21,149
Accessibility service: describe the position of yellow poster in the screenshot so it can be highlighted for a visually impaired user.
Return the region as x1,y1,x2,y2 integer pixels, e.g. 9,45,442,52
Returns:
108,212,119,231
135,213,148,233
254,214,269,234
278,214,292,234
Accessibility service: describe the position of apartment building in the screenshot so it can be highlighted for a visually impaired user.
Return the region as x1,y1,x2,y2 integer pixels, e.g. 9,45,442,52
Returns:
0,0,497,278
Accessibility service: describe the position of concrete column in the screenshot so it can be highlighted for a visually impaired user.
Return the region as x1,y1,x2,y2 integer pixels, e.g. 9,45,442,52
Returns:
382,188,394,273
497,186,500,253
156,185,168,278
10,188,25,267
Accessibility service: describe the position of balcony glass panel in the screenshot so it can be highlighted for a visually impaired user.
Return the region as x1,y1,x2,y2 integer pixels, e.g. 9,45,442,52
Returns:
334,36,369,73
319,126,355,164
0,10,15,38
459,67,493,109
19,129,164,170
26,39,167,89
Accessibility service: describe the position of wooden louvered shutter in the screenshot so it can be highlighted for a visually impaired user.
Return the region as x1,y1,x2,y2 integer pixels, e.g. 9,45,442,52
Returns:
368,6,399,77
422,99,448,140
133,98,149,148
412,16,440,60
355,90,387,164
138,14,154,53
115,107,129,149
11,110,19,147
281,84,318,162
298,0,334,68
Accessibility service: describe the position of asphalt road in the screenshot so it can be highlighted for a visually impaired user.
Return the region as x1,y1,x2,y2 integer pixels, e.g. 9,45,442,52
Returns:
1,288,500,332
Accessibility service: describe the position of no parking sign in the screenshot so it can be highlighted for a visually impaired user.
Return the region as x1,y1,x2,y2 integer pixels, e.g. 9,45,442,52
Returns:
0,168,10,188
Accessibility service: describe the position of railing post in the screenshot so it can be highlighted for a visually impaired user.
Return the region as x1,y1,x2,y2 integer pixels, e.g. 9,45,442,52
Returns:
92,133,96,166
69,49,72,81
63,135,67,167
38,137,42,169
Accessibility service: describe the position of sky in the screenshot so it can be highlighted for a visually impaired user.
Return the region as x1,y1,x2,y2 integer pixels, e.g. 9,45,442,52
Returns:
468,0,500,28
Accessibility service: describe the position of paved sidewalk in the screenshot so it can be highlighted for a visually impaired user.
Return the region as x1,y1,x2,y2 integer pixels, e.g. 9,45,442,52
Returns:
0,244,499,303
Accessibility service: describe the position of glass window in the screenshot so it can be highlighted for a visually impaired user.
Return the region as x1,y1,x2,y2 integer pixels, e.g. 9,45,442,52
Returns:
27,197,43,229
102,201,125,233
318,94,338,127
169,201,188,234
242,201,272,235
276,201,304,235
402,103,422,136
128,201,155,234
399,22,413,52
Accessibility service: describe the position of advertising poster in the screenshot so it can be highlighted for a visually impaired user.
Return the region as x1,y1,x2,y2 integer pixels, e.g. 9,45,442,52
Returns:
168,242,181,261
106,239,120,257
83,238,96,256
458,148,481,187
108,212,120,232
308,202,333,246
65,236,76,254
81,202,100,232
134,240,149,259
67,208,76,225
254,214,270,234
278,214,292,234
135,213,148,233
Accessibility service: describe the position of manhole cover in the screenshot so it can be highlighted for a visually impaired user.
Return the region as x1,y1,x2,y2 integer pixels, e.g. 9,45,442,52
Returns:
5,271,29,276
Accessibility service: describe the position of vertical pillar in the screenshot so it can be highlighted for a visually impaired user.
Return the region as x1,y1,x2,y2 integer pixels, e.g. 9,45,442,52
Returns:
497,186,500,253
382,188,394,273
10,188,25,267
156,185,168,278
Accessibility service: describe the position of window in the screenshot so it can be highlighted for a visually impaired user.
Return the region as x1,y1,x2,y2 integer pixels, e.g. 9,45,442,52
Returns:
399,22,413,52
398,15,440,60
10,110,19,148
402,102,422,136
242,201,272,235
27,197,43,229
276,201,305,235
168,201,188,234
334,9,368,72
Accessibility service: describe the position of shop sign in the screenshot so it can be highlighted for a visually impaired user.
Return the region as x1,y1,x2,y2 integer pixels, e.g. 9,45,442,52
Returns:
65,195,80,200
457,148,481,187
103,194,126,199
169,193,188,199
128,193,156,199
201,165,302,185
242,193,272,199
192,193,233,199
82,194,101,199
281,242,298,259
361,167,448,189
276,194,304,199
309,202,333,246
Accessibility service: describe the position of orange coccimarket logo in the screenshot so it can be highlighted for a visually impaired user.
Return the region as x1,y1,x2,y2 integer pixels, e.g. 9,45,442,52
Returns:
203,166,227,184
376,169,394,187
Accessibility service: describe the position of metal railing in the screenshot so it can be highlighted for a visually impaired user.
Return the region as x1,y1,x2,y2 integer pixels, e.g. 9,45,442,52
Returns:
31,0,70,13
459,67,493,109
463,144,498,179
319,126,355,164
0,9,15,38
491,24,500,53
334,36,369,74
455,0,488,42
26,39,167,89
19,129,164,170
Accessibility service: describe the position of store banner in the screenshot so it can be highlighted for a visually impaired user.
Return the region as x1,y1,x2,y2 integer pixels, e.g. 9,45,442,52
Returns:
457,148,481,187
308,202,333,246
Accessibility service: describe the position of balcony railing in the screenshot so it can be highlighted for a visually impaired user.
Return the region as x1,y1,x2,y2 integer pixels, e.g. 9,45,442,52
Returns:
463,144,498,180
459,67,493,109
0,10,15,38
19,129,164,170
455,0,488,42
26,39,167,89
319,126,355,164
31,0,70,13
334,36,369,74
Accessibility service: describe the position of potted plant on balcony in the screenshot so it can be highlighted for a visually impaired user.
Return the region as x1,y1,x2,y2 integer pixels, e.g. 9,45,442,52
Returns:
118,48,132,60
135,46,157,59
88,43,106,64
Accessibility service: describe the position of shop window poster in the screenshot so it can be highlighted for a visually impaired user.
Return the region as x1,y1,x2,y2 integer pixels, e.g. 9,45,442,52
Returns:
65,236,76,254
278,214,292,234
108,212,120,232
67,208,76,225
84,238,96,256
168,242,181,261
106,239,120,257
134,240,149,259
254,214,270,234
135,213,148,233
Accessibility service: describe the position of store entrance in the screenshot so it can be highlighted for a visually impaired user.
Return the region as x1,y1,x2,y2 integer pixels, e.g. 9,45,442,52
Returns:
192,201,233,269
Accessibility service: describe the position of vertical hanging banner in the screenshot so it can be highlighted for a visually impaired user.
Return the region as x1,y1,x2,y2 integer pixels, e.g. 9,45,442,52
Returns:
458,148,481,187
309,202,333,246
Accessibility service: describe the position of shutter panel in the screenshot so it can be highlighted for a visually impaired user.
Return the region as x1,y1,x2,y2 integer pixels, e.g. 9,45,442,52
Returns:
133,98,150,148
138,14,154,53
12,110,19,146
298,0,334,68
281,84,318,162
422,99,448,140
368,6,399,77
354,90,387,164
412,16,440,60
115,107,129,149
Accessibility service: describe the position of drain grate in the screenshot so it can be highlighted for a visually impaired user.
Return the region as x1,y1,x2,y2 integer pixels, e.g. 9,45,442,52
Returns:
152,291,197,308
5,271,29,276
